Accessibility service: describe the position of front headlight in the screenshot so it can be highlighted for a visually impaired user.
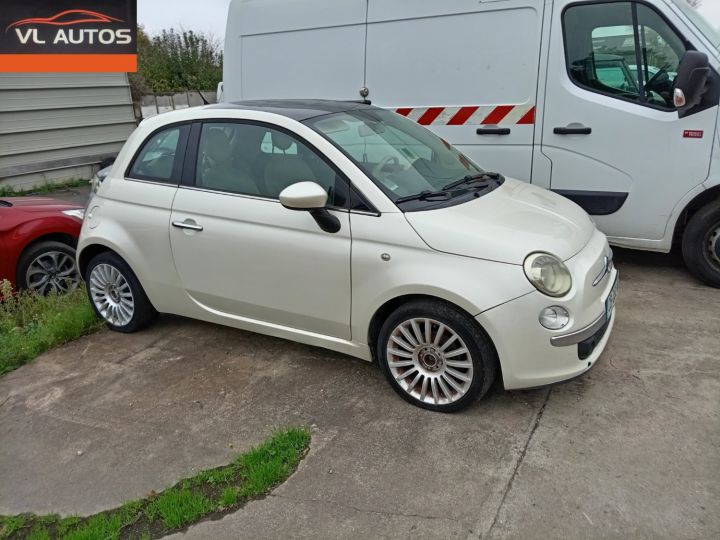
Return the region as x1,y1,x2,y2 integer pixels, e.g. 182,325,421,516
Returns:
523,252,572,297
62,209,85,220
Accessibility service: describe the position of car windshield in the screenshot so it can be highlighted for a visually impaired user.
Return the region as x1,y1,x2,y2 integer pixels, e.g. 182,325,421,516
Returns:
672,0,720,50
305,108,500,209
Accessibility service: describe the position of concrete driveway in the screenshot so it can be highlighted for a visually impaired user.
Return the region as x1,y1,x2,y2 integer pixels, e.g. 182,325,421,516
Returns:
0,250,718,539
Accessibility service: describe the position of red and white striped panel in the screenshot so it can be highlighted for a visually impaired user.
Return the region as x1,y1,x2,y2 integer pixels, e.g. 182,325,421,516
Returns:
393,104,535,126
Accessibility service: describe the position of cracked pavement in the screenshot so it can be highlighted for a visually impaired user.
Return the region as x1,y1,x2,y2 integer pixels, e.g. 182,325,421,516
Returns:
1,249,718,539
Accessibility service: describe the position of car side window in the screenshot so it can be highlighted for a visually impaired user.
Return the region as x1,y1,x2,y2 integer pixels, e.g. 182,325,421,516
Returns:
195,122,349,208
564,2,687,109
128,125,186,183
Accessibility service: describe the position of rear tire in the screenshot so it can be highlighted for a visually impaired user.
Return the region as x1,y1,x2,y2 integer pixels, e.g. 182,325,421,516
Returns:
377,299,497,412
682,200,720,288
85,251,157,332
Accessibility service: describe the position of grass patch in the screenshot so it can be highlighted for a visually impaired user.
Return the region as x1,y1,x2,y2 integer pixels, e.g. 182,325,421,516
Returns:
218,487,238,508
145,489,214,529
0,280,102,377
0,179,89,198
0,427,311,540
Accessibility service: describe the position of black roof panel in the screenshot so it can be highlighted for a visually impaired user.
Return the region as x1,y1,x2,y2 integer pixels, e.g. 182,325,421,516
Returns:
206,99,375,121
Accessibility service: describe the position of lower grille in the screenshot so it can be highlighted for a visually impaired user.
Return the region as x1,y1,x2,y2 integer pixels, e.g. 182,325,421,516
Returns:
578,317,610,360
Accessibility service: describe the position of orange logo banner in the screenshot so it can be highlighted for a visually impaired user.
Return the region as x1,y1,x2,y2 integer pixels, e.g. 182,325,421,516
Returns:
0,2,137,72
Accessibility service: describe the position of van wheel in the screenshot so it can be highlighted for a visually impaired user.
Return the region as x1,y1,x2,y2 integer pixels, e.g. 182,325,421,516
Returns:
85,251,157,332
682,200,720,288
377,299,497,412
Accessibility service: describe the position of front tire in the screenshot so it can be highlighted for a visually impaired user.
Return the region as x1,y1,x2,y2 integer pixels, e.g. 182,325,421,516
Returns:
682,200,720,288
17,241,79,295
377,299,497,412
85,251,157,332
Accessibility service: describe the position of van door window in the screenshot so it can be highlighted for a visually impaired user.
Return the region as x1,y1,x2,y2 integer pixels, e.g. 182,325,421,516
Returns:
564,2,687,109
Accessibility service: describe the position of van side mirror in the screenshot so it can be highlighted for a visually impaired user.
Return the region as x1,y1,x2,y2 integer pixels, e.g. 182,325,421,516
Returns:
673,51,711,118
279,181,341,233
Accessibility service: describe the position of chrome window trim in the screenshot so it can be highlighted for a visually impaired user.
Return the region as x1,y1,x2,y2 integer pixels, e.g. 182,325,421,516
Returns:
349,209,382,217
124,177,179,187
176,185,360,214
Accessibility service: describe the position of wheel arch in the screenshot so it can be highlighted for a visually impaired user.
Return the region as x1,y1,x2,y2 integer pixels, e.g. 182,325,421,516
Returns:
78,244,117,279
673,185,720,247
19,232,77,255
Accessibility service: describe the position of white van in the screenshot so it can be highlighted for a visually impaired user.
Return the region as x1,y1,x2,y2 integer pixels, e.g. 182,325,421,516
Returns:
221,0,720,287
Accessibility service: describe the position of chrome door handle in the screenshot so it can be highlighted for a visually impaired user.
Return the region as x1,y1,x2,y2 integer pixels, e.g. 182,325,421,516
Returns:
172,220,203,232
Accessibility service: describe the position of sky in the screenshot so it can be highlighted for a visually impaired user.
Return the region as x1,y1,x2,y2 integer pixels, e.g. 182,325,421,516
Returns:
138,0,720,43
138,0,232,40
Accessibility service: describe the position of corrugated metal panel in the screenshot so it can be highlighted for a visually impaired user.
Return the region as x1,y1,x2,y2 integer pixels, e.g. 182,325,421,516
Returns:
0,105,135,134
0,73,132,89
0,125,133,156
0,72,136,188
0,86,133,112
1,143,126,172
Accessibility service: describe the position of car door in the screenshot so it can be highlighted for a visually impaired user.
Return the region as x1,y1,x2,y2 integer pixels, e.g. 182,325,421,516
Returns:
540,0,717,243
169,120,352,339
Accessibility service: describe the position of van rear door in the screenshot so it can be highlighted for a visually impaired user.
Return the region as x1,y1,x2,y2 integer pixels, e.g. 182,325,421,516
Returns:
364,0,543,181
223,0,368,102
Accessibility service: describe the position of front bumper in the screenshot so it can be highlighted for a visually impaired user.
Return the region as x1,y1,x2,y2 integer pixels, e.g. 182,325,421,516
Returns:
477,231,618,390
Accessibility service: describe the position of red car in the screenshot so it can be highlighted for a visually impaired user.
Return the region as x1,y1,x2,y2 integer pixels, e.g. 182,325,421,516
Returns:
0,197,84,294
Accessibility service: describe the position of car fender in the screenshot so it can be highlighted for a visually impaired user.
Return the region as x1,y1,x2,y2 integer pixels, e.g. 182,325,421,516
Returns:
78,215,184,313
3,216,81,286
351,255,534,346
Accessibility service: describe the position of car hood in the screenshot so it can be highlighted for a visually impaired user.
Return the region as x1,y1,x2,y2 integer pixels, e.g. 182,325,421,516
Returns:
0,196,82,212
404,178,596,265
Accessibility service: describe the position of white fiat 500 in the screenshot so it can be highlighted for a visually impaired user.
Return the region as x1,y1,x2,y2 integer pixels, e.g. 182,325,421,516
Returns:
78,100,618,412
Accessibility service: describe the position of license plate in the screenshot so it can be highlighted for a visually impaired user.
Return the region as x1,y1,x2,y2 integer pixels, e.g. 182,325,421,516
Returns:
605,276,619,321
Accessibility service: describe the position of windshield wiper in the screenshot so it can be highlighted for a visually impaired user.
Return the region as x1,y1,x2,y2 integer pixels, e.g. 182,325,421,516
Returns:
442,172,502,191
394,190,452,204
394,172,503,205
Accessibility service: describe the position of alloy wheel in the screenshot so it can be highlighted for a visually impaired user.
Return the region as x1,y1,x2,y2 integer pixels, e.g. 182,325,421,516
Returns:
26,251,79,295
89,263,135,326
386,318,474,406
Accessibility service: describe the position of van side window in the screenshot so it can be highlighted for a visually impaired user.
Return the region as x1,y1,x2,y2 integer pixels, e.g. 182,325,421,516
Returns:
563,2,687,109
195,122,349,207
128,125,187,183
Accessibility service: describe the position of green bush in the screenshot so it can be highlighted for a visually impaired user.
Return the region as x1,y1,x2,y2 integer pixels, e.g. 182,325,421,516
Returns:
132,27,223,95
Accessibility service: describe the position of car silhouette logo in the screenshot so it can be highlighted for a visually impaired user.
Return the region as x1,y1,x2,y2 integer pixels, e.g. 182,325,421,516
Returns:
5,9,123,33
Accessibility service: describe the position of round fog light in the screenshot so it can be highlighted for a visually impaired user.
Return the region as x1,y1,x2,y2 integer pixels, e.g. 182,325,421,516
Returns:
539,306,570,330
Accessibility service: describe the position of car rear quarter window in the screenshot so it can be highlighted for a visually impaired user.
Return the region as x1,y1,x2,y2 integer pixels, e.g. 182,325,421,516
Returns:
127,124,189,184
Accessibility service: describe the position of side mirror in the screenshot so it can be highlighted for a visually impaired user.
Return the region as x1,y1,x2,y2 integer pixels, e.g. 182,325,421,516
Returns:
673,50,711,118
279,181,341,234
279,181,328,210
